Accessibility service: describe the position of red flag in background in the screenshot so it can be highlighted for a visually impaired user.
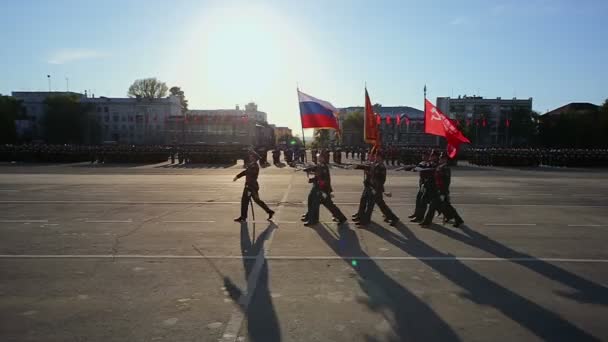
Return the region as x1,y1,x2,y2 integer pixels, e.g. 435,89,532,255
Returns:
396,115,401,125
405,116,411,126
482,118,487,127
424,99,470,158
375,114,381,125
505,119,511,128
386,116,391,125
364,88,378,145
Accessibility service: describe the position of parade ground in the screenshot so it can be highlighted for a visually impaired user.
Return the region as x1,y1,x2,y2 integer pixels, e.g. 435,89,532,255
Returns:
1,159,607,342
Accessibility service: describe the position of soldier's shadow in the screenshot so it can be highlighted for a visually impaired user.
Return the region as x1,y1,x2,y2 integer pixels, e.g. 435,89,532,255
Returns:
362,221,600,341
223,222,281,342
430,223,608,306
310,223,460,342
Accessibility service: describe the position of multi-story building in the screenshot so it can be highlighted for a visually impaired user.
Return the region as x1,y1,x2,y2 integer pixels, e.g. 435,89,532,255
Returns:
12,91,84,141
338,105,437,146
82,96,181,144
436,96,533,146
11,91,182,144
165,106,274,146
272,126,293,144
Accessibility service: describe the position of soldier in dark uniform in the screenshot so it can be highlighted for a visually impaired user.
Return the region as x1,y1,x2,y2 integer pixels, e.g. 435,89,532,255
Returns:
353,151,399,226
233,152,275,222
397,150,437,222
302,153,347,226
420,154,464,228
272,147,281,165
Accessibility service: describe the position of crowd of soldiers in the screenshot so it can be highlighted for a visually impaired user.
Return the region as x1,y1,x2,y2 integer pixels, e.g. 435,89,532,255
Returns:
3,143,608,169
0,144,247,165
467,148,608,168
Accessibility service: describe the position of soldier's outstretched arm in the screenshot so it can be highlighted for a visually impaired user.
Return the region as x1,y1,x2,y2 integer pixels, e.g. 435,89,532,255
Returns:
234,168,247,181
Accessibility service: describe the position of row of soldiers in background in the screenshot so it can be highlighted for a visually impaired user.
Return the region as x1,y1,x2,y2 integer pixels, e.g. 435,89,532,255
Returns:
0,144,247,165
467,148,608,168
272,147,305,166
342,146,444,166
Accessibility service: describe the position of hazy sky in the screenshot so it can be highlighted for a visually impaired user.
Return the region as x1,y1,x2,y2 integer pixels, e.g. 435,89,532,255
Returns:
1,0,607,133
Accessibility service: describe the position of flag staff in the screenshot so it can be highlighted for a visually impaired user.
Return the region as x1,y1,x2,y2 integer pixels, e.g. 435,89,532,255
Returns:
296,85,307,162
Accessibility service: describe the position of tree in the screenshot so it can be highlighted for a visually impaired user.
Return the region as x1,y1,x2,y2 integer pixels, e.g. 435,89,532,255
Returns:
169,86,188,114
312,129,330,148
43,95,95,144
0,95,25,144
509,108,539,147
127,78,168,99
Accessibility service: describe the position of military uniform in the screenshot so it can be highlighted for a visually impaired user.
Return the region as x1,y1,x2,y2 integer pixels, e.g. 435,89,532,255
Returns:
355,154,398,225
234,154,274,222
420,158,464,227
302,159,346,225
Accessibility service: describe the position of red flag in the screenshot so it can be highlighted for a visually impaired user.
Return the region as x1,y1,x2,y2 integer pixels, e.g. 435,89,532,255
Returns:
405,116,411,126
505,119,511,128
375,114,381,125
396,115,401,125
482,118,487,127
424,99,470,158
386,116,391,125
364,88,378,145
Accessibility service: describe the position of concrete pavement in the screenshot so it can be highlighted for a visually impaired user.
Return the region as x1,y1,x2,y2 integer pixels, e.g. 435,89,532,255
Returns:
0,161,607,341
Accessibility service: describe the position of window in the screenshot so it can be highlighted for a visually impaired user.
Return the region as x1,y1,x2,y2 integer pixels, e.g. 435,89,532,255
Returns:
113,115,119,122
97,106,101,112
104,125,109,131
121,125,127,131
121,116,126,122
104,106,109,113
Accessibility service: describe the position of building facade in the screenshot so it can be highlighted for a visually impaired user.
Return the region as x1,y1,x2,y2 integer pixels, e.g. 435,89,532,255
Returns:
436,96,533,146
165,107,274,146
82,96,181,144
338,105,438,147
11,91,182,144
12,91,84,141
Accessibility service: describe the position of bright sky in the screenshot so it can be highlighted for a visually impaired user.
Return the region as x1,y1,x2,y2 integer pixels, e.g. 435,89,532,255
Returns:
1,0,607,133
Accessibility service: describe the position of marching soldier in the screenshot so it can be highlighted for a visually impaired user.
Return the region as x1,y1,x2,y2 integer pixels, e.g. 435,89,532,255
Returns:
302,152,347,226
233,152,275,222
420,154,464,228
353,151,399,226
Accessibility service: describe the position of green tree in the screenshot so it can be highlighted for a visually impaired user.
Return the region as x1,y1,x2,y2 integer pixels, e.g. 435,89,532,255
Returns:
127,78,168,99
0,95,25,144
169,86,188,114
43,95,95,144
509,108,539,146
312,129,330,148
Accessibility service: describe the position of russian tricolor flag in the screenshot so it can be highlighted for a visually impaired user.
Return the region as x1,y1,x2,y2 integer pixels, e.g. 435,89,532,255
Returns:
298,90,340,130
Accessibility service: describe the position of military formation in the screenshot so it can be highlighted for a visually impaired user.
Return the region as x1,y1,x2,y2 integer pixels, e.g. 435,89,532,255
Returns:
3,144,608,168
467,148,608,167
0,144,248,165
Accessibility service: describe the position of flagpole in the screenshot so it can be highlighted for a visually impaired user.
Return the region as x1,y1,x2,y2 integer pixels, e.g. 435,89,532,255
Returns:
297,86,307,162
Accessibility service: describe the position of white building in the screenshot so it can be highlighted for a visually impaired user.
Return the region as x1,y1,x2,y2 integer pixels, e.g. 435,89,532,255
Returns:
11,91,181,144
82,96,181,144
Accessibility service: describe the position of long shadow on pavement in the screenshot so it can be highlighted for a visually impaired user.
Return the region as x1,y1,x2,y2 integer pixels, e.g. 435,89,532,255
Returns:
223,222,281,342
431,224,608,306
311,223,461,342
364,222,600,341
